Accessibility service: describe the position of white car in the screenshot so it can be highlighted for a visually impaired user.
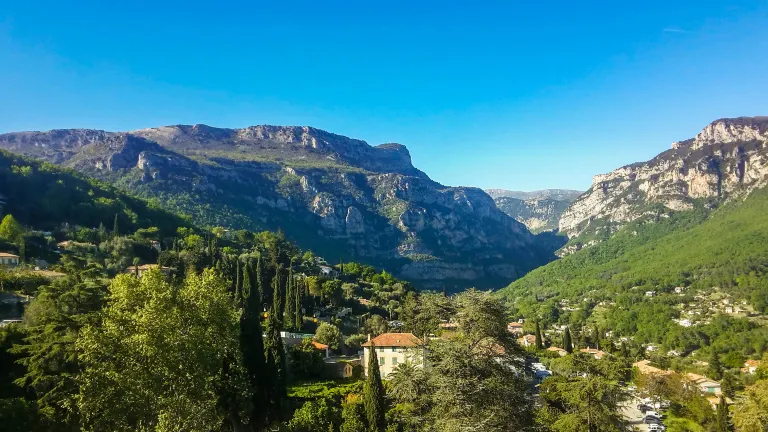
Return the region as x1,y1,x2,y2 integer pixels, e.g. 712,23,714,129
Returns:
646,411,663,418
649,424,665,431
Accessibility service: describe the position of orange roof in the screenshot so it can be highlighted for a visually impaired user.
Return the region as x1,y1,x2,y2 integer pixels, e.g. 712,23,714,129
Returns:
745,360,760,367
311,341,328,350
508,322,523,328
547,347,567,352
362,333,421,348
0,252,19,258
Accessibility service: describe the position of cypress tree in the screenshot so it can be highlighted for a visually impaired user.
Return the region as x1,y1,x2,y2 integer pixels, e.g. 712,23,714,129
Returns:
284,266,296,331
272,265,284,317
709,350,724,380
234,260,242,304
240,261,268,428
364,342,387,432
535,321,543,350
264,304,287,422
112,213,119,238
563,327,573,353
295,277,304,331
715,394,730,432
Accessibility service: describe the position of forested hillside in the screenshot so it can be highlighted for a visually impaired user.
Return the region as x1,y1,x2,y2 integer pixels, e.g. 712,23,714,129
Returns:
500,186,768,356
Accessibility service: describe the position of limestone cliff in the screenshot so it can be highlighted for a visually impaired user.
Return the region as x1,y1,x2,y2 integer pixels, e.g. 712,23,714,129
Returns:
486,189,581,232
559,117,768,251
0,124,556,289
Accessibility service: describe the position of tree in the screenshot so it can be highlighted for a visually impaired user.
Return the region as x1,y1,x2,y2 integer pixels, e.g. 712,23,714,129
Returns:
264,301,287,422
340,394,366,432
364,342,387,432
272,265,285,317
715,394,731,432
709,350,724,380
364,315,389,337
0,214,23,245
538,375,629,432
285,266,296,331
563,327,574,353
295,277,304,331
721,371,740,399
387,362,425,404
112,213,119,238
315,322,343,351
240,261,268,429
76,269,241,431
535,320,544,350
732,379,768,432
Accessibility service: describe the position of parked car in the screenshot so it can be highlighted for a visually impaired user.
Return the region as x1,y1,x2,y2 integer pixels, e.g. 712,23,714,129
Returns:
637,404,652,413
649,424,665,431
646,410,663,418
644,416,662,425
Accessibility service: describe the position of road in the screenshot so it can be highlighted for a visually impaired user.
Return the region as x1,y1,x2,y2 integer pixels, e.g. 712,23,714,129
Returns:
621,397,650,432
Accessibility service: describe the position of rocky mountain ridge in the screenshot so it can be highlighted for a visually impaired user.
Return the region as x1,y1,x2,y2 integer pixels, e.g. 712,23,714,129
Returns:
0,124,556,289
485,189,581,232
559,116,768,251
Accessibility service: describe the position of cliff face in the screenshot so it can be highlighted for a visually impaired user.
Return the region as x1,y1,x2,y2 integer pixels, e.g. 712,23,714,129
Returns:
0,124,556,289
487,189,581,232
559,117,768,249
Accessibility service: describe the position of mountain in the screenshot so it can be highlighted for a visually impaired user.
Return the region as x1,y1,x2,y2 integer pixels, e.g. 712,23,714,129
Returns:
559,117,768,252
485,189,581,232
0,125,556,289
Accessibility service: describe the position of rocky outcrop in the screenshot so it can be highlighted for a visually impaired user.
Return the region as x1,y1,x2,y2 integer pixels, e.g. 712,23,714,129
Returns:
0,124,557,289
487,189,581,232
559,117,768,243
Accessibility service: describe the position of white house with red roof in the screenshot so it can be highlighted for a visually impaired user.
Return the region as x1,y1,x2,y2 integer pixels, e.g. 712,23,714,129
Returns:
362,333,423,378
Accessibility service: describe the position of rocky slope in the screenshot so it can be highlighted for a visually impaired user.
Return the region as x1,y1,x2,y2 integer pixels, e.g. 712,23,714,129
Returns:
0,124,556,289
559,116,768,251
485,189,581,232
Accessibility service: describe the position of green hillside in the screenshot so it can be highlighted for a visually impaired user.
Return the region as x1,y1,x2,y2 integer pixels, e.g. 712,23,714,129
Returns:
0,149,189,236
499,187,768,354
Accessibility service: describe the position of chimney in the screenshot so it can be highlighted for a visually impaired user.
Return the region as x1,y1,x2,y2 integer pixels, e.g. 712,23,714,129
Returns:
367,334,371,342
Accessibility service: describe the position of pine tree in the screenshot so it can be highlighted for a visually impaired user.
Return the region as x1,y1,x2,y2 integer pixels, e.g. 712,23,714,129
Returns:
535,321,543,350
240,261,268,428
563,327,573,353
364,342,387,432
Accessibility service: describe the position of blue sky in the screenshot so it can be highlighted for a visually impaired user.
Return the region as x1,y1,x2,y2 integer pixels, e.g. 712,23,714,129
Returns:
1,1,766,191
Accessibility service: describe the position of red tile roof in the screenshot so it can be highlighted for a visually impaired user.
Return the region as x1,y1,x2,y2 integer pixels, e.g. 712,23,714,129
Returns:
311,341,328,350
362,333,421,348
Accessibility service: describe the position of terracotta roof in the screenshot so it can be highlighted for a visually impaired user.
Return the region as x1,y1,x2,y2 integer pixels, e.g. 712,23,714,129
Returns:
507,322,523,328
547,347,567,353
0,252,19,258
579,348,608,358
633,360,672,376
362,332,421,347
745,360,760,367
311,341,329,350
518,335,536,343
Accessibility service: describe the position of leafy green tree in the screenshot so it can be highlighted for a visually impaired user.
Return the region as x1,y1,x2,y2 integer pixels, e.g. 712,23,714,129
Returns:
364,342,387,432
288,397,339,432
315,322,343,351
340,394,366,432
538,375,629,432
732,379,768,432
288,338,326,381
0,214,24,244
364,315,389,337
76,269,241,432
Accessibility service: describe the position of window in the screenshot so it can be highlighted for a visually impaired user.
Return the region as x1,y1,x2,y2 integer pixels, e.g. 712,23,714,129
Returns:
392,357,398,365
380,357,385,365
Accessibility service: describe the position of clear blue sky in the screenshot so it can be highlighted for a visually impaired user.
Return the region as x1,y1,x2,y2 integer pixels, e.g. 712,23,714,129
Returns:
1,1,767,191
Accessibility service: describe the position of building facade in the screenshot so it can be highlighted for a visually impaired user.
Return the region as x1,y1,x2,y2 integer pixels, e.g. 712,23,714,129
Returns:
362,333,423,378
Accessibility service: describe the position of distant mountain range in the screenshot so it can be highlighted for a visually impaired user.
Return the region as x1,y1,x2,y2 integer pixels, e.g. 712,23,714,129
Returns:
485,189,582,233
0,124,559,289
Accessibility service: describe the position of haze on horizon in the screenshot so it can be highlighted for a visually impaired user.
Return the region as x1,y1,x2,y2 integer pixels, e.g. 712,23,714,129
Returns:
1,1,767,191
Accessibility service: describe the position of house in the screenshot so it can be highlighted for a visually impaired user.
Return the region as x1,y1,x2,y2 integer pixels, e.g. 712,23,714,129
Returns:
150,240,162,252
125,264,173,277
439,322,458,331
517,334,537,347
686,373,721,396
579,348,608,360
724,306,734,314
674,318,693,327
707,396,733,410
645,291,655,297
319,265,338,277
674,286,685,294
0,253,19,267
311,341,330,358
646,344,659,352
633,360,672,376
546,346,568,357
507,322,524,334
324,357,361,378
742,360,761,374
362,333,423,378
